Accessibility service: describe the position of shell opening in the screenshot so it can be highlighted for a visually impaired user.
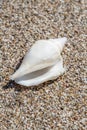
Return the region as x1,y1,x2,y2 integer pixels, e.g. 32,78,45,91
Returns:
15,66,53,83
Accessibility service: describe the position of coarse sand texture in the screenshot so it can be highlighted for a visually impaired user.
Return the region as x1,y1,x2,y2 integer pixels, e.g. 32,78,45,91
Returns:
0,0,87,130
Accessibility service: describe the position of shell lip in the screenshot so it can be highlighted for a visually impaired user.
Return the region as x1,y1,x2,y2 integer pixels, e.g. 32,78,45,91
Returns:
13,60,64,86
9,60,59,80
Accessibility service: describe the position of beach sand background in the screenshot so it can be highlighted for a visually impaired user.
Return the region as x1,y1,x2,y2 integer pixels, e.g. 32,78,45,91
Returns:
0,0,87,129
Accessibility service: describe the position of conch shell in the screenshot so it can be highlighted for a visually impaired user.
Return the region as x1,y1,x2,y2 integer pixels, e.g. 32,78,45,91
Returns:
10,37,67,86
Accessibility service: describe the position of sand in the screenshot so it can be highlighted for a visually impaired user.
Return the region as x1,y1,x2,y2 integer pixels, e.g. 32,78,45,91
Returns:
0,0,87,129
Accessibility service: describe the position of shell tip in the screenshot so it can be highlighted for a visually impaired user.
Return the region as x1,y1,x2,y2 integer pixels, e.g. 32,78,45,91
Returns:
9,75,14,80
9,74,16,81
62,37,67,44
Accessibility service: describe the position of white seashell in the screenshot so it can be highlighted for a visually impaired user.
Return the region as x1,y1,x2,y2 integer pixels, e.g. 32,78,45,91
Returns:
10,37,67,86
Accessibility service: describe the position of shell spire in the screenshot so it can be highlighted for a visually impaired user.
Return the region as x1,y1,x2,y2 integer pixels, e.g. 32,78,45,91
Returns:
49,37,67,53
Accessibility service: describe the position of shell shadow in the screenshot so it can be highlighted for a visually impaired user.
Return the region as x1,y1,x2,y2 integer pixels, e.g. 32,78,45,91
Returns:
2,57,58,92
2,79,56,92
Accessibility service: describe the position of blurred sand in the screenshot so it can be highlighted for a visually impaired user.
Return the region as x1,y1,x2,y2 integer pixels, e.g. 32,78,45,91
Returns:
0,0,87,129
